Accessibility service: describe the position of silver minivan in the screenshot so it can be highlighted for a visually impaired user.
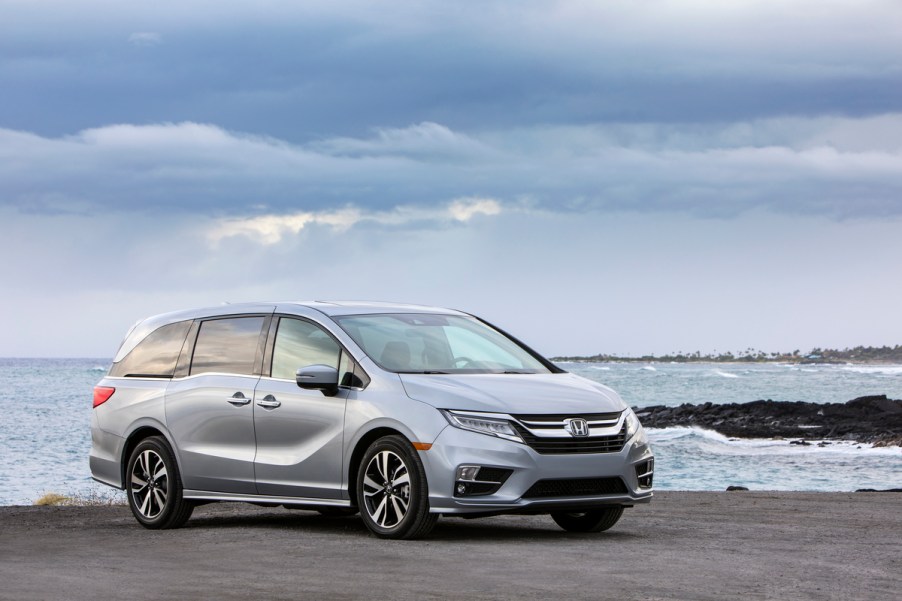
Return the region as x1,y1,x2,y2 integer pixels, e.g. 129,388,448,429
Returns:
90,301,654,539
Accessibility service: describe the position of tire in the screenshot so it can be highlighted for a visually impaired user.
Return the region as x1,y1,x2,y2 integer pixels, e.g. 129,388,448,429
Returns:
126,436,194,529
551,506,624,533
356,435,438,539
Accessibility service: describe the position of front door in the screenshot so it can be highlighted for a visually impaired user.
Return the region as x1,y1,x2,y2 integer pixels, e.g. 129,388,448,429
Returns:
253,317,348,499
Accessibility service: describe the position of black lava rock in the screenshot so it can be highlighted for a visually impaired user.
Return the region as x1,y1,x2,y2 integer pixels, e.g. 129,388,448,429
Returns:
633,395,902,445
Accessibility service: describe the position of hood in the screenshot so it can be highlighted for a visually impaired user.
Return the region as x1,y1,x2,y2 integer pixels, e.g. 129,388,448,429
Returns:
398,372,626,415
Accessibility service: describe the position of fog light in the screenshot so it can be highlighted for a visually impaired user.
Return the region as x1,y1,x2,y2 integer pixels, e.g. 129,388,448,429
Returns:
635,458,654,489
454,466,514,497
456,465,481,482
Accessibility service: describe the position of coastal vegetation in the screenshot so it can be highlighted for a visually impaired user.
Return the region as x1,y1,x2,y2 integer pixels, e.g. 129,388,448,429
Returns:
553,345,902,364
33,493,69,506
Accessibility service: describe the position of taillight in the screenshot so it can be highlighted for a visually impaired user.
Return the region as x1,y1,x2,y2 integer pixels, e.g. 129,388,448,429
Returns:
93,386,116,408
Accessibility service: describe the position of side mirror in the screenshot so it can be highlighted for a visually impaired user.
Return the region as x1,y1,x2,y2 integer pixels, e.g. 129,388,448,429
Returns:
296,364,340,396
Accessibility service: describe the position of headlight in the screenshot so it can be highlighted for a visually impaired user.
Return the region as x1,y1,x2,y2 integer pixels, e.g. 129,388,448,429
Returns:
441,410,523,443
624,407,646,443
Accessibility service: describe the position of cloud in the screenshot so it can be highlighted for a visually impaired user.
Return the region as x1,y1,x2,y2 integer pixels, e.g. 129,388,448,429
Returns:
313,122,494,160
6,200,902,358
127,32,162,47
2,1,900,141
2,117,901,220
2,1,901,359
208,198,504,245
448,198,502,221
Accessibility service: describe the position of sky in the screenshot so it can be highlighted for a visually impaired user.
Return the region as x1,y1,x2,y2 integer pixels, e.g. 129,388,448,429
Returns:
1,0,901,358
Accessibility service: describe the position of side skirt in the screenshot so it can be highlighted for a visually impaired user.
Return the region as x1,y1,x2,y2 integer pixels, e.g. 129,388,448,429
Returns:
182,490,354,507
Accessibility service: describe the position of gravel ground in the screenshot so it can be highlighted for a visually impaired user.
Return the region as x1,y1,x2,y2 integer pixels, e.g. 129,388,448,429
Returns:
1,492,899,601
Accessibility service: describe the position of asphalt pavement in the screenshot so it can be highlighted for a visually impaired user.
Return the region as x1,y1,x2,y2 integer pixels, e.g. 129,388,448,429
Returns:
1,492,899,600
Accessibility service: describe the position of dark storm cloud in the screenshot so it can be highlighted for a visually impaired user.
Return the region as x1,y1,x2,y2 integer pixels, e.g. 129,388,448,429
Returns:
1,1,900,141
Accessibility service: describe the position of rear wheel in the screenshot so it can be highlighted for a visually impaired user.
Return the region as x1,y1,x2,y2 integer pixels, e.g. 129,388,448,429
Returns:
356,435,437,539
126,436,194,529
551,506,624,533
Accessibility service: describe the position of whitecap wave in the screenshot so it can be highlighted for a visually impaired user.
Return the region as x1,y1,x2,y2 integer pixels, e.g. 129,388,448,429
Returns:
841,365,902,376
647,427,901,456
713,370,739,379
641,365,657,372
647,426,734,444
90,366,107,372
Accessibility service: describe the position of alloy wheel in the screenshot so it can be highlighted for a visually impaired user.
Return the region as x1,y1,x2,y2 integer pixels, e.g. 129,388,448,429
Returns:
361,450,411,528
130,449,168,519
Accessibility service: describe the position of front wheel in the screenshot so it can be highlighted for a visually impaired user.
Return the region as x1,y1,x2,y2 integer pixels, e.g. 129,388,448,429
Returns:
126,436,194,529
551,506,624,533
357,435,438,539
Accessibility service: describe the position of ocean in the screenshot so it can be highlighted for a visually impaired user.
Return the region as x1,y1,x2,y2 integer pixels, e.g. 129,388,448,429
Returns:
1,358,900,505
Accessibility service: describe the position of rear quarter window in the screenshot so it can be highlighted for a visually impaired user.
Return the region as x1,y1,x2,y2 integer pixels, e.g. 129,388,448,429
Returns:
109,320,192,378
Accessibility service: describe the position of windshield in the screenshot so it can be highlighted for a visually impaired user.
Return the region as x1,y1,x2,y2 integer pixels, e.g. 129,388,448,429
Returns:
333,314,553,374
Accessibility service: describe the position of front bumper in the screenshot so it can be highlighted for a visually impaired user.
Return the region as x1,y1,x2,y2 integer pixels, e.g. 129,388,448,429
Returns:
421,425,654,514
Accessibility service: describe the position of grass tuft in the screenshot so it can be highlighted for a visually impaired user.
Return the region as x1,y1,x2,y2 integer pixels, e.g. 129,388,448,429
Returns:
34,493,70,506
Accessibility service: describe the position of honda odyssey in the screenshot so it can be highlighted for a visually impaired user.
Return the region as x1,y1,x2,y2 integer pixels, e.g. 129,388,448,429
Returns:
90,301,654,539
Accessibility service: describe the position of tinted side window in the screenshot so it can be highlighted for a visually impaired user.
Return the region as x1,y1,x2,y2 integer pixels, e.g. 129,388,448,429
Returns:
191,317,265,376
271,318,340,379
109,320,192,378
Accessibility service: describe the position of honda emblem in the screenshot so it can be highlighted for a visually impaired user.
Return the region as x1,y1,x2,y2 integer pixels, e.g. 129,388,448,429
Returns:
564,418,590,437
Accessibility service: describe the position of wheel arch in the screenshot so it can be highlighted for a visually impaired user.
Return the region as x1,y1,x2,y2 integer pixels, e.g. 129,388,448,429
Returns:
346,426,411,504
120,420,181,489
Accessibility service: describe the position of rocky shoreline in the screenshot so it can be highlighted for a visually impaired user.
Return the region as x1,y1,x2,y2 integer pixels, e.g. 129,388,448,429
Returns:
635,395,902,446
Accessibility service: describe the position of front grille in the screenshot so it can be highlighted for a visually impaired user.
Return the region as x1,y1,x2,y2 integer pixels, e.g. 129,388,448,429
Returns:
523,477,628,499
513,412,622,425
511,422,628,454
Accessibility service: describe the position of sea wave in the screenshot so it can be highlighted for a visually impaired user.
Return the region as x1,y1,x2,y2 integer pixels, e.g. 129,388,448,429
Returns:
712,370,739,379
841,365,902,376
647,427,902,456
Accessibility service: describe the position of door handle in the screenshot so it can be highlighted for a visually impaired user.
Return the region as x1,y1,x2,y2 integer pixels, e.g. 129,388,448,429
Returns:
256,394,281,409
227,392,251,406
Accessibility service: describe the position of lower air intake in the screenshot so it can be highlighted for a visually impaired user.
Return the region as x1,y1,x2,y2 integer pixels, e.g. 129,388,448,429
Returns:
522,477,628,499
